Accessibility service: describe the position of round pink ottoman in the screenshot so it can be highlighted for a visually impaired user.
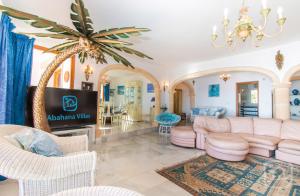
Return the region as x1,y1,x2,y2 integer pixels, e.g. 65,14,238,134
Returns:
170,126,196,148
206,133,249,161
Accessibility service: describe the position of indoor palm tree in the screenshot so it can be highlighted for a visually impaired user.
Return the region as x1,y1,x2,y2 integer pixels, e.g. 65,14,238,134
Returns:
0,0,152,131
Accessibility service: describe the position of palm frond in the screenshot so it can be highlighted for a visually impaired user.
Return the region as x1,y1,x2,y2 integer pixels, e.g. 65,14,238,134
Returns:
78,51,88,64
22,33,79,40
0,5,83,37
93,38,133,46
110,46,153,60
92,27,150,39
71,0,94,35
45,41,79,53
100,46,134,68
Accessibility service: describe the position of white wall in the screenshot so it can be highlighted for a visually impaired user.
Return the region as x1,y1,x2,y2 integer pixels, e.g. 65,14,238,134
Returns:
190,72,273,117
168,41,300,84
31,48,71,88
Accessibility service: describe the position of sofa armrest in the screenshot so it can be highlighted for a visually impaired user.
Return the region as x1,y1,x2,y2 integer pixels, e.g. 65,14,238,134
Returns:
193,126,208,135
193,127,209,150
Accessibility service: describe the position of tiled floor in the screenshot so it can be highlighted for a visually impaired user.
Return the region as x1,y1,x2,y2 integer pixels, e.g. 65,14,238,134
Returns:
99,121,156,136
0,131,205,196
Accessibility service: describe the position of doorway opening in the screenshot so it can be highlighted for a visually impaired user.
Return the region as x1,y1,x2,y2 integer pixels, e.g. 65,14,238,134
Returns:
174,89,183,115
236,81,259,117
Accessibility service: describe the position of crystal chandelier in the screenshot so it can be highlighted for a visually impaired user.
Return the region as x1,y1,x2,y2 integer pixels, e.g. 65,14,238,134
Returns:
211,0,286,48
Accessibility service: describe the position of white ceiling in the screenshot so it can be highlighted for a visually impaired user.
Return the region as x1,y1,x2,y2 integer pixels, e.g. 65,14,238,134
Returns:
2,0,300,68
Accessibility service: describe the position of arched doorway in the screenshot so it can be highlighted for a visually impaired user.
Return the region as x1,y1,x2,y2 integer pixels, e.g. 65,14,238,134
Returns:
283,64,300,120
172,81,195,117
97,64,161,135
169,66,280,116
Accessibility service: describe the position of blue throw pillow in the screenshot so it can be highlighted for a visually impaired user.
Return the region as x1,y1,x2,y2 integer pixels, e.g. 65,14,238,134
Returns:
13,128,63,157
29,131,63,157
192,108,200,115
199,108,209,116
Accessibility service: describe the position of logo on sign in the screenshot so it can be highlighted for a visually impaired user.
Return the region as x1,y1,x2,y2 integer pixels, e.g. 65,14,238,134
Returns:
62,96,78,112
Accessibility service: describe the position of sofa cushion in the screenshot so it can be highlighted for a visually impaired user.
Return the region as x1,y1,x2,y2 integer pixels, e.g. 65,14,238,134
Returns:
278,139,300,151
206,133,249,150
199,108,209,115
208,108,218,116
253,118,282,138
193,116,206,129
171,126,196,139
248,143,276,150
278,148,300,156
205,117,231,133
228,117,253,134
206,143,249,155
281,120,300,141
238,133,281,147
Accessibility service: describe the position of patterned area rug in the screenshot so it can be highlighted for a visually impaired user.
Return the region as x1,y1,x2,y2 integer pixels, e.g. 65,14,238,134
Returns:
157,155,300,196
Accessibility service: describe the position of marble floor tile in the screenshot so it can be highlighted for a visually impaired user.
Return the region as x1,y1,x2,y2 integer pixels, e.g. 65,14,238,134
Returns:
0,131,205,196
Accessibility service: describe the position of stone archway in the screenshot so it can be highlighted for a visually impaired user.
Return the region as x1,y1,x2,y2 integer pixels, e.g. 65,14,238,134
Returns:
168,66,280,116
279,64,300,120
96,64,161,131
172,81,196,114
282,64,300,83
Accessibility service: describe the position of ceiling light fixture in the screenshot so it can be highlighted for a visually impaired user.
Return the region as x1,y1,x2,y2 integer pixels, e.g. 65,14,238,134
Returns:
211,0,286,48
219,73,231,82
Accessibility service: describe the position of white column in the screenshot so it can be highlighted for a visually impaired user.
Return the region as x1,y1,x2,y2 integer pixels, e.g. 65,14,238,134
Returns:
273,82,291,120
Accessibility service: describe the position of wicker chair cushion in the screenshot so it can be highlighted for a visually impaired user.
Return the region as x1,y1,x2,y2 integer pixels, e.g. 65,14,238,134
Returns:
11,128,63,157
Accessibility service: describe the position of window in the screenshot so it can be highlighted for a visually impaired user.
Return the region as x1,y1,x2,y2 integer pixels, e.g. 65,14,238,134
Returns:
250,89,258,104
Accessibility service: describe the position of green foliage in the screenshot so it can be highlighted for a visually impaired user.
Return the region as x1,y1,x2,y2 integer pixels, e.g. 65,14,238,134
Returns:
0,1,152,68
70,0,94,35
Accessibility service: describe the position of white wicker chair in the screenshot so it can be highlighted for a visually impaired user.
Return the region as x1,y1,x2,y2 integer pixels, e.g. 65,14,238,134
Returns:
51,186,143,196
0,124,97,196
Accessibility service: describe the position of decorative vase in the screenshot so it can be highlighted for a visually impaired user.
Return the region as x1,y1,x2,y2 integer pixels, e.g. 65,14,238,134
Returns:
292,89,299,95
294,98,300,106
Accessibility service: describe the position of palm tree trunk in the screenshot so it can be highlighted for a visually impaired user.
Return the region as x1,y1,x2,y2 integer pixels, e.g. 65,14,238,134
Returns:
33,44,82,132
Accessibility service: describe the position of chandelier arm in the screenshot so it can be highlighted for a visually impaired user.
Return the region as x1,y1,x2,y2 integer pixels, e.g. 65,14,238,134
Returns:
260,15,268,30
262,26,284,38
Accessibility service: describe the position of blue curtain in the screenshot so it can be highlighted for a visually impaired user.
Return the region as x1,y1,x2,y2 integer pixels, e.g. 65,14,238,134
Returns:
0,14,35,125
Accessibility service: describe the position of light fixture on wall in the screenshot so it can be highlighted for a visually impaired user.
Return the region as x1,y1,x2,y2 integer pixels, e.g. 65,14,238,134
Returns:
84,65,94,81
162,81,169,92
275,50,284,70
192,80,195,86
211,0,286,48
219,73,231,82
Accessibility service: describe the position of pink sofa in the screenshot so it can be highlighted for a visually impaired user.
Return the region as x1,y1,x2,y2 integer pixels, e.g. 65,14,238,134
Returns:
276,120,300,165
193,116,300,164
